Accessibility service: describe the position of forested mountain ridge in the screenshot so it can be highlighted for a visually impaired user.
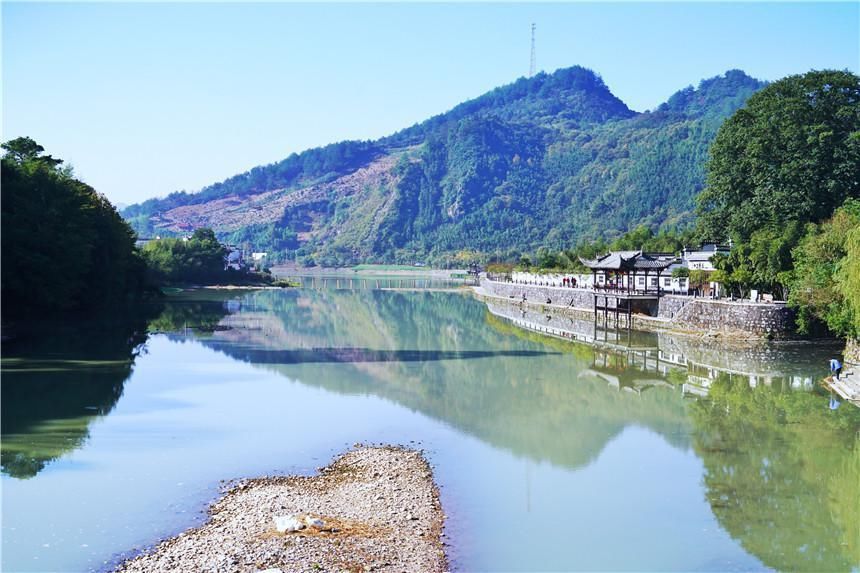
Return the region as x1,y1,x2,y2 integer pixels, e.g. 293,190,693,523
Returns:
122,66,765,265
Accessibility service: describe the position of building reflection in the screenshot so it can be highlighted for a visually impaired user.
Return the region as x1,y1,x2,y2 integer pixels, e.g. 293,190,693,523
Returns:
485,300,832,400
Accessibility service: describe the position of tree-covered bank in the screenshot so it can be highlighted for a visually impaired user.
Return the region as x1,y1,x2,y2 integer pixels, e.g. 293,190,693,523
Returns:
696,69,859,341
1,139,286,320
1,138,150,317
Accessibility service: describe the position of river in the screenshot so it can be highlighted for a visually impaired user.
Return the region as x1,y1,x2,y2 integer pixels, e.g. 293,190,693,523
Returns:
2,285,858,572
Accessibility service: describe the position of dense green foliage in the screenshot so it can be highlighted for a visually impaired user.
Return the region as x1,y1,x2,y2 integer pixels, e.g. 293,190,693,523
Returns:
1,138,148,316
694,70,860,335
839,226,860,329
383,66,634,146
139,228,281,286
140,228,228,284
786,201,860,338
511,224,695,272
708,223,804,300
123,67,764,264
698,70,860,242
364,69,761,265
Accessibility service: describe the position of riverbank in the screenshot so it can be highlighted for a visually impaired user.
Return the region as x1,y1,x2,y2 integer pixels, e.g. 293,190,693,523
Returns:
115,446,447,573
475,279,795,340
271,264,468,279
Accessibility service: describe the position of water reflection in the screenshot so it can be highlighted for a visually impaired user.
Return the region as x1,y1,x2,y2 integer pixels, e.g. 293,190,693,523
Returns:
147,295,234,333
2,287,858,571
691,374,860,571
486,299,842,398
185,289,694,469
290,274,466,291
1,311,155,478
487,299,860,571
188,289,860,570
201,345,558,364
0,299,233,480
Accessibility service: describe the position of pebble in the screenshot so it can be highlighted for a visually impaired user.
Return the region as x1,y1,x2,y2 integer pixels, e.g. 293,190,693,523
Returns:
115,446,447,573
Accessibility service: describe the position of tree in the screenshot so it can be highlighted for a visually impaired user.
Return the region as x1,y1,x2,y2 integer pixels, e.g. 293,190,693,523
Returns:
837,226,860,329
698,70,860,242
688,269,713,295
695,70,860,303
1,138,147,316
140,228,228,285
1,136,63,167
535,247,560,269
786,200,860,337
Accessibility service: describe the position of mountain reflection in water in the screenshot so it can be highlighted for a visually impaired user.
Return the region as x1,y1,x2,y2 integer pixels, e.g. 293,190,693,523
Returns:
2,287,858,572
198,345,559,364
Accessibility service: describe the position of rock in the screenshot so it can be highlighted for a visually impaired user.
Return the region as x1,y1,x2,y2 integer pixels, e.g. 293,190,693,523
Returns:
273,515,305,533
304,516,325,528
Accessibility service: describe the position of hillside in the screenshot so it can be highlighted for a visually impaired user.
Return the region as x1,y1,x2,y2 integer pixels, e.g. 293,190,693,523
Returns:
122,66,765,265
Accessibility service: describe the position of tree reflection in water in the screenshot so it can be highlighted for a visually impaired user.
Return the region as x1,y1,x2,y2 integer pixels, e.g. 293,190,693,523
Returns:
0,298,229,479
690,374,860,571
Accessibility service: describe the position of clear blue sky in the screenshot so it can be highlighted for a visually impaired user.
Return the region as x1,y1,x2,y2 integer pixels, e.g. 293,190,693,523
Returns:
3,2,858,206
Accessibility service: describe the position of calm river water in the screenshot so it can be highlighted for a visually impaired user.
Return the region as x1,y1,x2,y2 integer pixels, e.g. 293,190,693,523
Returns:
2,285,859,572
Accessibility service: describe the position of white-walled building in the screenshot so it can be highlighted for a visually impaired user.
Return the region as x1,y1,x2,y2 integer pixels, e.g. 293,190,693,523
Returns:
505,243,731,296
682,243,731,271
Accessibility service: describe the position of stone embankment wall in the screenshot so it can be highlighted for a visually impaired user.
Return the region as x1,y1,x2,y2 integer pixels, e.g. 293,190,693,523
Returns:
480,278,795,338
483,280,599,309
662,295,795,338
845,339,860,365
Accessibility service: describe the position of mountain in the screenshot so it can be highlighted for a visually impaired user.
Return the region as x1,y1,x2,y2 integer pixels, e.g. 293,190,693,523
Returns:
122,67,765,265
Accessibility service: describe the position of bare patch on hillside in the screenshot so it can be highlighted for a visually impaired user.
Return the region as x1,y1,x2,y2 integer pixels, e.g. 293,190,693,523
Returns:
152,154,403,234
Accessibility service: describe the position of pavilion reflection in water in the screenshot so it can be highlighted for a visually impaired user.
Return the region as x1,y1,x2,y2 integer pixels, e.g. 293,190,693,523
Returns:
486,301,821,399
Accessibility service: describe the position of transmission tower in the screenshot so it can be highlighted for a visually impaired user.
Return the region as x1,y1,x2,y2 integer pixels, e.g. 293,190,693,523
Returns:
529,23,536,77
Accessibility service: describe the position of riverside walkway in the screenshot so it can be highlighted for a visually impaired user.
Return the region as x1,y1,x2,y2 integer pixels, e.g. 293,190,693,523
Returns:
823,365,860,408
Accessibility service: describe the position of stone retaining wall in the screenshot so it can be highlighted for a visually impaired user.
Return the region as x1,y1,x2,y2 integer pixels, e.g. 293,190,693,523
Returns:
480,278,795,338
666,296,795,338
481,280,598,309
845,339,860,365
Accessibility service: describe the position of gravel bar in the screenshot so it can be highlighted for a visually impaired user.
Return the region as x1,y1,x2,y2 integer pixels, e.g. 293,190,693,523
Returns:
116,446,448,573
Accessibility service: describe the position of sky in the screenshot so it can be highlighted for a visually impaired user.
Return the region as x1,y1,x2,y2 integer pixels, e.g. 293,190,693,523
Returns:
3,2,858,206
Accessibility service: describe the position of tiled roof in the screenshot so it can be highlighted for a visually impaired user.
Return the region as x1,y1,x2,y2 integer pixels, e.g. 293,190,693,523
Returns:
580,251,678,271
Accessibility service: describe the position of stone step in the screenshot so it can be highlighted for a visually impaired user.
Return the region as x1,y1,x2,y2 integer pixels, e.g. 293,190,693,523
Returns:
830,377,859,400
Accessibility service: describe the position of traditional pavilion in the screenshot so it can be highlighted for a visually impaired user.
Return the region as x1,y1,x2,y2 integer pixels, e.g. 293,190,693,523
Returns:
578,251,679,327
579,251,678,295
